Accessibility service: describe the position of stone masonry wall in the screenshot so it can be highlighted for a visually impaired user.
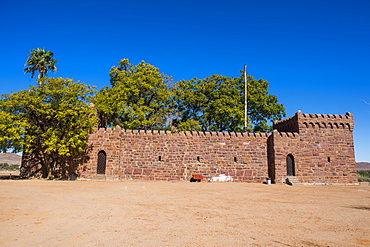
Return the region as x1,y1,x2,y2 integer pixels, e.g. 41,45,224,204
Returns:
272,112,357,184
270,131,300,183
81,126,271,182
18,109,356,184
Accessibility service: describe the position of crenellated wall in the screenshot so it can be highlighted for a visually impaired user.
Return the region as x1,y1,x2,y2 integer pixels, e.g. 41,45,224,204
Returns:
81,127,271,182
272,111,357,184
274,111,354,133
273,114,299,133
21,111,358,184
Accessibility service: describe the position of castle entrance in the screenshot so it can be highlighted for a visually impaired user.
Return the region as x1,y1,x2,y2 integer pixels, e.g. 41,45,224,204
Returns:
97,150,107,174
286,154,295,176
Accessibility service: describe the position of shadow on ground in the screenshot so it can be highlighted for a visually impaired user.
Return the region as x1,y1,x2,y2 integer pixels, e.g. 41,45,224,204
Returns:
350,206,370,211
0,174,22,180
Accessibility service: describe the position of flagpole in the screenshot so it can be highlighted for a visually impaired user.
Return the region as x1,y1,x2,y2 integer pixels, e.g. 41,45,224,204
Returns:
244,65,248,132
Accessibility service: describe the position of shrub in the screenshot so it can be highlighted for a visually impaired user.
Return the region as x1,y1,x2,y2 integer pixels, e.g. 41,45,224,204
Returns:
0,163,19,171
357,170,370,182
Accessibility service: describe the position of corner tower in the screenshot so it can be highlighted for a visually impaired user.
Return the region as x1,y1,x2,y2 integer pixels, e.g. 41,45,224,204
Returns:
271,111,357,184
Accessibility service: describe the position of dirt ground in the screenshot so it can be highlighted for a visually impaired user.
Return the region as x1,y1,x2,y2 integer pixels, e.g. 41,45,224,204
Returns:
0,180,369,247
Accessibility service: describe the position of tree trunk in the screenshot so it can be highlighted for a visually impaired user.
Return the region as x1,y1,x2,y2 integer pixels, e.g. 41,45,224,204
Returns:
41,154,55,179
47,156,56,180
41,162,49,178
39,152,48,178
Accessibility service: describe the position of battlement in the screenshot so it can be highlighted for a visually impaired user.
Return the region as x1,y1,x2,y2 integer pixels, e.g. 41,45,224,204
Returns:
94,127,270,138
273,129,299,138
298,111,353,131
274,111,354,132
300,112,353,120
273,113,299,133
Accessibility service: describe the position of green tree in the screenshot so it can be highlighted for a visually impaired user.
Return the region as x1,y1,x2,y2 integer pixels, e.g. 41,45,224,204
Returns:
0,78,97,179
24,48,57,82
247,77,285,132
0,111,28,153
93,59,174,129
173,74,285,132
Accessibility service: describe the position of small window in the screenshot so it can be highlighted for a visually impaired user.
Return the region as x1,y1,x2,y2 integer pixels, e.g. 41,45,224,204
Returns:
158,156,162,162
327,157,331,162
234,157,237,163
197,156,200,162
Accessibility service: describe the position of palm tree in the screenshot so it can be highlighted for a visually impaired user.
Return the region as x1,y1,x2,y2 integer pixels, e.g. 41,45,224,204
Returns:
24,48,57,81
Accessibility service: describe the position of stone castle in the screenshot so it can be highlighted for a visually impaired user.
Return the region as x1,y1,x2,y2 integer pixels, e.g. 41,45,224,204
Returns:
79,111,357,184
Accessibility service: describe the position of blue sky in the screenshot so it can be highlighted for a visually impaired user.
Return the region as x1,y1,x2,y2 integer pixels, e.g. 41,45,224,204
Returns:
0,0,369,161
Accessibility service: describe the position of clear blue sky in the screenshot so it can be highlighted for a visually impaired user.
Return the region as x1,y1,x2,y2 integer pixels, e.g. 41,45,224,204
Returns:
0,0,369,162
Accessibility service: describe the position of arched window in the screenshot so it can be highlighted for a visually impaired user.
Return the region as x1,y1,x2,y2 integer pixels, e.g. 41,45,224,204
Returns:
286,154,295,176
97,150,107,174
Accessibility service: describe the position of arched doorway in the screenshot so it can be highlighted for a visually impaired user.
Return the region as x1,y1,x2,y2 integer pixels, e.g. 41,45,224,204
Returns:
286,154,295,176
97,150,107,174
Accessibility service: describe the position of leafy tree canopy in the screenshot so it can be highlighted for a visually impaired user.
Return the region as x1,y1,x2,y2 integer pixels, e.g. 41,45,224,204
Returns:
24,48,57,81
173,74,285,132
0,78,97,179
93,59,174,129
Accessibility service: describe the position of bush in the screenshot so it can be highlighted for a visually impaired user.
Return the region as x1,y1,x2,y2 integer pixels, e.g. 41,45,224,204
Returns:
0,163,20,171
357,170,370,182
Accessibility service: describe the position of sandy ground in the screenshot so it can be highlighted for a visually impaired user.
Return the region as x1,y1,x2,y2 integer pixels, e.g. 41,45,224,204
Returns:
0,180,369,247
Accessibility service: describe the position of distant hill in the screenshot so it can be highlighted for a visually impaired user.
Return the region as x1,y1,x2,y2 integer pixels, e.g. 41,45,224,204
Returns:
356,162,370,171
0,153,22,166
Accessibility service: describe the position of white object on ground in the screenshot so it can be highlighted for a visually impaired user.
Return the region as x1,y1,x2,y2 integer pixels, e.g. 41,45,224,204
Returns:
211,174,233,182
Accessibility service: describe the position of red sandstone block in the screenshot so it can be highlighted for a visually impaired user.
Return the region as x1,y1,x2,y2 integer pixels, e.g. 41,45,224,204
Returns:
124,168,132,174
143,169,152,175
245,170,253,176
228,171,236,176
236,170,244,176
220,169,228,175
133,168,142,174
